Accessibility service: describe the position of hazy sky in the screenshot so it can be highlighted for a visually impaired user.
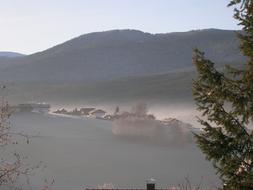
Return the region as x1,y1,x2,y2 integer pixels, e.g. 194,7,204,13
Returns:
0,0,241,54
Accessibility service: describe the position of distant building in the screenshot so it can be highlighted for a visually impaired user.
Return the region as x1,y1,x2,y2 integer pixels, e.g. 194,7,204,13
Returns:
16,102,50,113
80,108,96,115
53,108,68,114
89,109,106,118
86,180,174,190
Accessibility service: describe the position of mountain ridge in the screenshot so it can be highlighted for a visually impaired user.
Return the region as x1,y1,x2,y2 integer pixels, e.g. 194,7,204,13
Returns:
0,51,25,58
0,28,244,83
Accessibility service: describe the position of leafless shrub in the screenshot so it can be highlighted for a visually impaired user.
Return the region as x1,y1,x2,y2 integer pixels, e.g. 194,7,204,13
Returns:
0,88,54,189
174,177,217,190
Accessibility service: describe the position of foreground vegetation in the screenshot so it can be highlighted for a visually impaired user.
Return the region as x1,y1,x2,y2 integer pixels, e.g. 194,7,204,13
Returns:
193,0,253,189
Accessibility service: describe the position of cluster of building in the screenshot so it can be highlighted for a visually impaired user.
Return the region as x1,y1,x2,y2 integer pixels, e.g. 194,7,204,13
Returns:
13,102,51,113
13,102,111,120
53,107,108,119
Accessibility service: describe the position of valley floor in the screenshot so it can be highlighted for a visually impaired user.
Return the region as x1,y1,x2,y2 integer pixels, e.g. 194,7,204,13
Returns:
9,112,220,190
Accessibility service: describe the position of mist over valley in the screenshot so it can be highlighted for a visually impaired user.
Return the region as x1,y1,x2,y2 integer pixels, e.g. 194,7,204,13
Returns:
0,28,245,189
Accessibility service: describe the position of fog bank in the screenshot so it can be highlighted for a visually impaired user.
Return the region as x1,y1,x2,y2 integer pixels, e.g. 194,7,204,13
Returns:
112,103,197,145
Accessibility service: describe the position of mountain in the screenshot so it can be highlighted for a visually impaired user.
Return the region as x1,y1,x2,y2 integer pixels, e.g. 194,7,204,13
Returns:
6,70,195,105
0,51,25,58
0,29,244,83
0,29,246,105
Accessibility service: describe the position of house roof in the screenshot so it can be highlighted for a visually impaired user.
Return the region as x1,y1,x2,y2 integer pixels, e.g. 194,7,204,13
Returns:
90,109,106,114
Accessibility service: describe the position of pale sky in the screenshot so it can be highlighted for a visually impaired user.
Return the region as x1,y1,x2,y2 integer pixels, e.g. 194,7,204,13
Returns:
0,0,241,54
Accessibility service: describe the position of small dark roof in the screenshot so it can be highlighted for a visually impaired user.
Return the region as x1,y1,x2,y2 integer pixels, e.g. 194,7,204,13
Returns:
90,109,106,114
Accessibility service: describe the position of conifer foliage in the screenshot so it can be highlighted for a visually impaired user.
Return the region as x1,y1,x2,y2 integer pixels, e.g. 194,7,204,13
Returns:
193,0,253,189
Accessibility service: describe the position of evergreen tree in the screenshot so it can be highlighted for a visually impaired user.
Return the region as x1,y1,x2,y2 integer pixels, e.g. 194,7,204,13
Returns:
192,0,253,189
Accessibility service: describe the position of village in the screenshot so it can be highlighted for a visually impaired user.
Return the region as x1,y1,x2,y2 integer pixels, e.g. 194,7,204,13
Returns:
13,102,201,138
53,107,110,119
